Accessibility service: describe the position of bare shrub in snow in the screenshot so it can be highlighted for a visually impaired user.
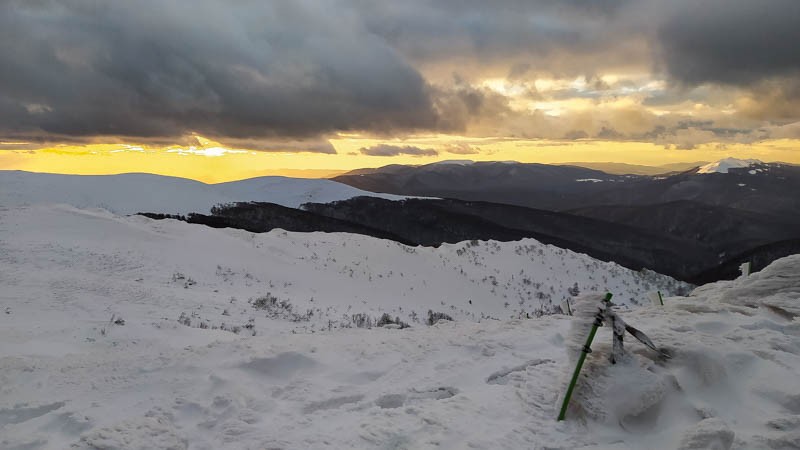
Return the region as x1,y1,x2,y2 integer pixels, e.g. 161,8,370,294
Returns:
100,314,124,336
377,313,409,329
251,293,309,322
351,313,373,329
427,310,453,326
178,312,191,327
178,311,255,335
252,293,280,310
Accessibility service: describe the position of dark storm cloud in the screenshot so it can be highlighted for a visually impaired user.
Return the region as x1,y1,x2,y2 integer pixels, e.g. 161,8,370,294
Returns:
1,0,799,148
360,144,438,157
5,0,630,145
355,0,636,70
657,0,800,86
0,0,437,146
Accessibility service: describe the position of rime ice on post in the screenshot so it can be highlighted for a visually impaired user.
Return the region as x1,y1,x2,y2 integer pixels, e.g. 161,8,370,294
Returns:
566,294,625,364
739,261,751,278
557,293,610,420
564,293,608,364
559,296,674,424
648,291,664,306
560,298,573,316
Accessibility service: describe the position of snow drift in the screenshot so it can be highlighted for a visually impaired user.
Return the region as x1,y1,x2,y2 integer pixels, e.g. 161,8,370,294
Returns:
559,256,800,449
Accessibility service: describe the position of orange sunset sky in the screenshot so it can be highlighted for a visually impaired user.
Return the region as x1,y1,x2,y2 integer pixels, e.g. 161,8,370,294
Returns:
1,1,798,182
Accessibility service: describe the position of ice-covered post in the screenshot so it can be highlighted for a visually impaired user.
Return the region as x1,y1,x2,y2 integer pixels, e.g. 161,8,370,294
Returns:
648,290,664,306
560,298,573,316
739,261,752,278
557,292,612,421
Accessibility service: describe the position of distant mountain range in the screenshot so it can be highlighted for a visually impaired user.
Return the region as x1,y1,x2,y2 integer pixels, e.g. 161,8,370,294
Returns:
324,158,800,282
4,158,798,284
520,161,709,176
171,194,792,284
333,159,800,217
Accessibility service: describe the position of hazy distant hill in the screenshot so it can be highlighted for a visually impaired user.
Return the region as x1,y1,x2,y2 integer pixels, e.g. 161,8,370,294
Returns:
326,159,800,281
301,197,716,282
333,159,800,217
567,200,800,252
334,161,634,211
558,161,709,175
5,163,798,285
0,170,408,215
145,196,794,283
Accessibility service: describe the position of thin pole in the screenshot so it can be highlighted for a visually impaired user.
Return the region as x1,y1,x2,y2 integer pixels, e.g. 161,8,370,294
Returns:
557,292,612,421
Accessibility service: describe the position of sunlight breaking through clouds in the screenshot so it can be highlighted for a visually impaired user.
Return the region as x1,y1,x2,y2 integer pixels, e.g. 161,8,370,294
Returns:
0,0,797,175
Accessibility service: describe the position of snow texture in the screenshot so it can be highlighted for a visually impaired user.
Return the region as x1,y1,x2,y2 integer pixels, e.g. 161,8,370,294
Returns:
0,204,798,449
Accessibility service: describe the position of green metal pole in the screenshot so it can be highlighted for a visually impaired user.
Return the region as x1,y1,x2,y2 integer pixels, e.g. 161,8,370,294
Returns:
657,290,663,306
557,292,612,421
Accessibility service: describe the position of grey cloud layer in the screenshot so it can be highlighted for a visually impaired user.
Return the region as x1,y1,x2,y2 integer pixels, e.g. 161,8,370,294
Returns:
0,0,436,144
0,0,798,146
360,144,438,157
658,0,800,85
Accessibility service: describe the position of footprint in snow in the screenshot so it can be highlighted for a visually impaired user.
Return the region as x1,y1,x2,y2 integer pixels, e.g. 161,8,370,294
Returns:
486,359,555,385
375,387,459,409
239,352,317,379
0,401,66,426
302,394,365,414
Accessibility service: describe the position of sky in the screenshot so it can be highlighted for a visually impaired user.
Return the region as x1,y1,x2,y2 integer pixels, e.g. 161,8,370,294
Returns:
1,0,799,181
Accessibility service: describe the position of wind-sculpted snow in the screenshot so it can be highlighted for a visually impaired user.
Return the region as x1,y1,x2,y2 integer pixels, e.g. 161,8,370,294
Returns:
691,255,800,314
557,256,800,449
0,170,408,215
0,205,797,449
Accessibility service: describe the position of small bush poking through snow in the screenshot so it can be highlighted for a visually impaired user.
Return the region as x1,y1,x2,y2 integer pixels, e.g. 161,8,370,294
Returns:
99,314,124,336
427,310,453,326
177,312,256,335
251,293,280,310
171,271,196,288
251,293,310,322
351,313,373,329
377,313,409,329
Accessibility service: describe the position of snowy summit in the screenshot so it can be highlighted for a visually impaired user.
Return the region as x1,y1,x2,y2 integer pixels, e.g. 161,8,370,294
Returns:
696,157,762,174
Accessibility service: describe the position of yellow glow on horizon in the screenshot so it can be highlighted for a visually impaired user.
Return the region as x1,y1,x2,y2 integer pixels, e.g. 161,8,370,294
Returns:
1,136,799,183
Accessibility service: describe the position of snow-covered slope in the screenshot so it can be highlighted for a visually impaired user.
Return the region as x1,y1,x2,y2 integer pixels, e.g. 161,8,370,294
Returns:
1,205,797,449
697,157,762,174
0,171,408,215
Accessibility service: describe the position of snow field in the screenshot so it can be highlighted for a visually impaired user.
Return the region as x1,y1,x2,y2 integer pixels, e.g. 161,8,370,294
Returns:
0,171,410,215
0,205,797,449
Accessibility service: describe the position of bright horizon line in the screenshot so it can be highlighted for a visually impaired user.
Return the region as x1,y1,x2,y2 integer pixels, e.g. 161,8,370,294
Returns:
4,158,792,185
2,136,798,183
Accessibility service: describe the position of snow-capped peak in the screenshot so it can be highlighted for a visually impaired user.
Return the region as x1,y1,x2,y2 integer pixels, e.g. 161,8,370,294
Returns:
696,157,762,174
